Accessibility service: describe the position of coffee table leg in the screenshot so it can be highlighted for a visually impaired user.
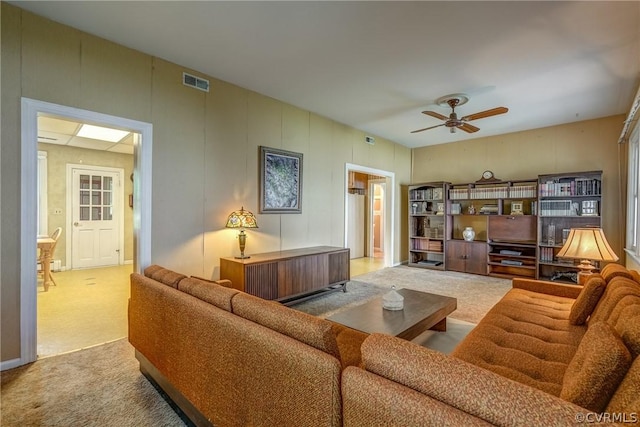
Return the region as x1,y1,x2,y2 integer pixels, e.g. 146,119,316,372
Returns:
429,317,447,332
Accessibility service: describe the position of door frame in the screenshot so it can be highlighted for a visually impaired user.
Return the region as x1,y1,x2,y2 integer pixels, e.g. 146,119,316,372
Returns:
66,164,125,269
369,179,386,256
344,163,395,268
17,98,153,368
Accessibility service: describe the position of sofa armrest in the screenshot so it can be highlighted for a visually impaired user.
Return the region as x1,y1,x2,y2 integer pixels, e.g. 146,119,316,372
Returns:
215,279,232,288
512,278,582,299
331,323,368,368
360,333,591,426
191,276,233,288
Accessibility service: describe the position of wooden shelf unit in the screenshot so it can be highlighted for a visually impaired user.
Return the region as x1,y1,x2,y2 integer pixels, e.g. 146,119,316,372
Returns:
537,170,603,282
408,182,449,270
446,178,538,278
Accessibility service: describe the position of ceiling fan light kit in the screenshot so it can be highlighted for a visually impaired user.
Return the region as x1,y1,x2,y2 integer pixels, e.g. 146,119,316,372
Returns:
411,92,508,135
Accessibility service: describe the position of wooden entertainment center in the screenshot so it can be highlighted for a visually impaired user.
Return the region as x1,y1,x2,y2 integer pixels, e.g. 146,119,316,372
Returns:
409,170,603,281
220,246,350,305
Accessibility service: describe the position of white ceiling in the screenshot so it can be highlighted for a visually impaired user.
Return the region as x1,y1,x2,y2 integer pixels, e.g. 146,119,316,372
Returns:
12,1,640,148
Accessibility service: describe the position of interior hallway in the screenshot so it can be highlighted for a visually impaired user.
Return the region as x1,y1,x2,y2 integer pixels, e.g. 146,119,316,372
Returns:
36,257,385,359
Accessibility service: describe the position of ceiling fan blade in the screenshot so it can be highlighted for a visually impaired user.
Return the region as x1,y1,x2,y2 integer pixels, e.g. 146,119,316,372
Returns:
458,123,480,133
422,110,449,121
411,123,445,133
461,107,508,121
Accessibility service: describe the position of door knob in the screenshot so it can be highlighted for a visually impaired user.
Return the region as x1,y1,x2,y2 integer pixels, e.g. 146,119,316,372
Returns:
74,222,81,227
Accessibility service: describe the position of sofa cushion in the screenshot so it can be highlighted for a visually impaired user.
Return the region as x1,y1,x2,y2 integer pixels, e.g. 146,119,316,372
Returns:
600,263,634,282
177,277,239,312
232,292,341,360
143,265,186,288
452,289,586,396
606,357,640,415
589,276,640,324
560,322,632,412
359,334,585,426
569,275,606,325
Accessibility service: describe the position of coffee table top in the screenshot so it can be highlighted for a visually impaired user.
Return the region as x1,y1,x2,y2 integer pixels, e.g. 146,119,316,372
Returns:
326,288,457,340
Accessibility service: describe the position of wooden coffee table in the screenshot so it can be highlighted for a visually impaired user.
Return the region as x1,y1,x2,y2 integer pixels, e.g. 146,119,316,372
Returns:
326,288,457,340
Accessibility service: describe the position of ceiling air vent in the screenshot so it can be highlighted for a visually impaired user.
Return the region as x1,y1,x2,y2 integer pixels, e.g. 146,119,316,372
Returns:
183,72,210,93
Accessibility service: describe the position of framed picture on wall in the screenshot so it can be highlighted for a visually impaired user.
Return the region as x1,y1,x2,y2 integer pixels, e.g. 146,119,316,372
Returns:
259,146,303,214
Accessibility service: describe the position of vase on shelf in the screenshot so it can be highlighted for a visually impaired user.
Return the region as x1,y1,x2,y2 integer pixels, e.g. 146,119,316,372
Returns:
462,227,475,242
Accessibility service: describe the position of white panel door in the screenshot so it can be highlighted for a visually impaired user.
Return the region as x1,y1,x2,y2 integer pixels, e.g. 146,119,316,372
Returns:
71,168,121,269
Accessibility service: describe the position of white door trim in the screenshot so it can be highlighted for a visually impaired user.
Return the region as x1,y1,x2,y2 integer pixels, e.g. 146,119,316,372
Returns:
66,164,125,269
344,163,395,268
13,97,153,370
369,179,386,256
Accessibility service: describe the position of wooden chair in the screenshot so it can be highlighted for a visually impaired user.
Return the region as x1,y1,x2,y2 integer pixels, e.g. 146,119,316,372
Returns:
38,227,62,287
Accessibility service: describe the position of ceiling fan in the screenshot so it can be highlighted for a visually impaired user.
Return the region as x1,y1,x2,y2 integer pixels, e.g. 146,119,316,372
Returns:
411,93,508,134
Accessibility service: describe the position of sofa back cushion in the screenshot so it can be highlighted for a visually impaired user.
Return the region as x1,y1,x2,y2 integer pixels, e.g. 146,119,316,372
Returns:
178,277,239,312
569,275,606,325
600,263,634,282
560,322,632,412
232,292,341,360
143,264,186,288
589,276,640,324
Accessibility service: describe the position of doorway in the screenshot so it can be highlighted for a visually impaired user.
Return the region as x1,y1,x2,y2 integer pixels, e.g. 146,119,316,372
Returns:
17,98,153,368
345,164,395,275
370,180,386,260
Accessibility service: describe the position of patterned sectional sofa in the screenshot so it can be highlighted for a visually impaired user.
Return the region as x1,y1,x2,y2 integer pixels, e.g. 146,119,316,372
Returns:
129,263,639,426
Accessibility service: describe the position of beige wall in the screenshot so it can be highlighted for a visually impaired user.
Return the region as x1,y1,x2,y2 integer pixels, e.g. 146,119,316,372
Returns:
411,115,626,259
1,4,412,362
37,143,134,266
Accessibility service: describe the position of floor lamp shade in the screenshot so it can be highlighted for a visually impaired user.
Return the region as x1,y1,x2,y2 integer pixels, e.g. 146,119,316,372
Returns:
225,207,258,259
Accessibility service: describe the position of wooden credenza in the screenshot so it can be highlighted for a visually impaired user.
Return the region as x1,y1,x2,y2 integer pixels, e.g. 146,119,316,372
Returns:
220,246,350,305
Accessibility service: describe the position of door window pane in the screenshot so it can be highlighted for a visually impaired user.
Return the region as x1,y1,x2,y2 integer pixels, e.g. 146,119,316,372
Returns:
92,191,101,205
80,191,90,205
103,176,112,191
91,207,101,220
103,207,113,221
92,175,102,190
80,174,90,189
80,206,90,221
104,191,112,206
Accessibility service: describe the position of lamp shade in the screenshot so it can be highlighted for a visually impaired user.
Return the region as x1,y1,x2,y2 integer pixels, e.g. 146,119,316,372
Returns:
225,207,258,229
556,228,618,262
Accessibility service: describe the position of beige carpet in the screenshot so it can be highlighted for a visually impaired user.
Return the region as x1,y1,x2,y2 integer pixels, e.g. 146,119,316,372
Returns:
2,266,511,426
1,339,185,427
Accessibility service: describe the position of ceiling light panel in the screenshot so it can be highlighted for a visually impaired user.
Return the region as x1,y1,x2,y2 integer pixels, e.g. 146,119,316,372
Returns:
77,124,130,142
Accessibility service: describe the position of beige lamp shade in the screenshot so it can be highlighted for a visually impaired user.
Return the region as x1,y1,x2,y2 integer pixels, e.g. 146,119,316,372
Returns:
556,228,618,284
556,228,618,262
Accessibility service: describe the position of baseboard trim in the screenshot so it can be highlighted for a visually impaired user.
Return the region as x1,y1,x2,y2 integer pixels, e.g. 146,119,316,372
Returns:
0,357,24,371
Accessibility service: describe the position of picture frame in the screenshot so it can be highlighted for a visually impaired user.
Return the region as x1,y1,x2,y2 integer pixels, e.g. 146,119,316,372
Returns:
259,146,303,214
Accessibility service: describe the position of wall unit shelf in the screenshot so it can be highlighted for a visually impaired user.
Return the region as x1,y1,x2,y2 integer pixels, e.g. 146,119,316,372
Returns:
446,178,538,278
409,171,606,281
537,171,603,282
408,182,449,269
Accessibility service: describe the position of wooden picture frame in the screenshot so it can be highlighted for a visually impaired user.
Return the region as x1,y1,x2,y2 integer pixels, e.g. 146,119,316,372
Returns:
259,146,303,214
